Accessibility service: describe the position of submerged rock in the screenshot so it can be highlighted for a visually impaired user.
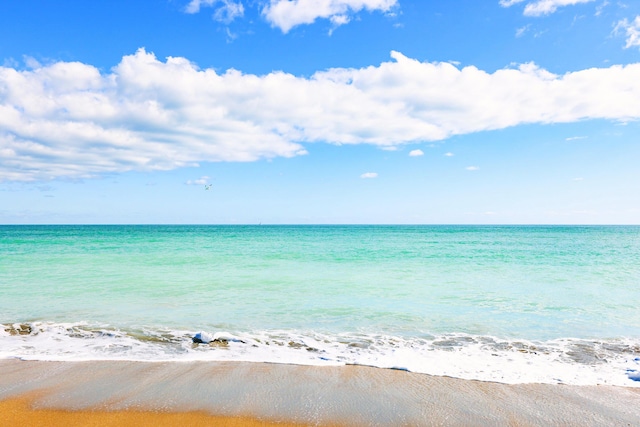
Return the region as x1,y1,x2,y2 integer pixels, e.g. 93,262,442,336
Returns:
192,331,246,345
210,339,229,348
192,331,213,344
4,324,32,336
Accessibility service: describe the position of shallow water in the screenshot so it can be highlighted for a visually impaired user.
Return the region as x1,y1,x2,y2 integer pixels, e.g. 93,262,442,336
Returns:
1,225,639,385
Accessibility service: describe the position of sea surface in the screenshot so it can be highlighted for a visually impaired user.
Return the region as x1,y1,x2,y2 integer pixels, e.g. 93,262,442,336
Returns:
1,225,639,386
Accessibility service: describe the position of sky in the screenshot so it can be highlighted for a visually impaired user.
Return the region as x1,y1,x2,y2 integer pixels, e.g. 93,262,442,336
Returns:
1,0,639,224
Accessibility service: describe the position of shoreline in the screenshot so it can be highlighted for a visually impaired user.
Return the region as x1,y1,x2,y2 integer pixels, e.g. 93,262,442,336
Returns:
1,359,639,426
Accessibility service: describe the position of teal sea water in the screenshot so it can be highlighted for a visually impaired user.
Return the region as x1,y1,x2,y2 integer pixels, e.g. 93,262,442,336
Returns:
1,225,639,385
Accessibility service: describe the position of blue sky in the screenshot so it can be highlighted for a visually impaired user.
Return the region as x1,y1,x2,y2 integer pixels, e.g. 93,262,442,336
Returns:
1,0,639,224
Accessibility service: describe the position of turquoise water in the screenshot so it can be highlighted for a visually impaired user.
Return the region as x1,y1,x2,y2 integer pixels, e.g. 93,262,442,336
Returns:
1,225,639,385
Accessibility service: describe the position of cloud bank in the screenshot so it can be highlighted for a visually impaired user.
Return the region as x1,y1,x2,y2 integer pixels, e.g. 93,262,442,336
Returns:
1,49,640,181
500,0,595,16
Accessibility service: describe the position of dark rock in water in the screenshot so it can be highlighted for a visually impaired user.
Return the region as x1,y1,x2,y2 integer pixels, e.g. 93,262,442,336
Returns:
192,331,213,344
4,324,32,336
192,331,245,345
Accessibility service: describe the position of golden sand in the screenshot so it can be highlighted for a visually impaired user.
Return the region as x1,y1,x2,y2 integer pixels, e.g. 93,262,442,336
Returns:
1,360,639,426
0,396,307,427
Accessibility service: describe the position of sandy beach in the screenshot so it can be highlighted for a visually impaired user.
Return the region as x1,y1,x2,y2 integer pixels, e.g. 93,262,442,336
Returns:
0,397,303,427
1,359,639,426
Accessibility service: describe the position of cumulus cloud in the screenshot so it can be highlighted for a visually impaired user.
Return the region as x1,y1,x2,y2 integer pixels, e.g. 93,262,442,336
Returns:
466,166,480,171
263,0,398,33
2,49,640,181
360,172,378,178
615,16,640,49
409,149,424,156
500,0,595,16
444,152,455,157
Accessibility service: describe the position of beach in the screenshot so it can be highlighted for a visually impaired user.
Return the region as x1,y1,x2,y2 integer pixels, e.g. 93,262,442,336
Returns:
2,225,640,424
1,359,639,426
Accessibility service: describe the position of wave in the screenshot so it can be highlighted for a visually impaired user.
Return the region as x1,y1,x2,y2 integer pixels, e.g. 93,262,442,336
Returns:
2,321,639,387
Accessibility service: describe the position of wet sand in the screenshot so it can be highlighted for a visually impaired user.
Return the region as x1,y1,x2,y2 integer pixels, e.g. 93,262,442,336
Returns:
0,396,305,426
1,359,639,426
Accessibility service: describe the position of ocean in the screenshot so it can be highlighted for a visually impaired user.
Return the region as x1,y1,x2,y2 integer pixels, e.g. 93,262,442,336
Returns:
1,225,639,386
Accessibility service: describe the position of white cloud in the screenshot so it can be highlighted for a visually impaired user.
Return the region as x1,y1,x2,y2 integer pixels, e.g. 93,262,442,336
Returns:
186,176,210,185
263,0,398,33
409,149,424,156
23,56,41,69
526,0,594,16
185,0,244,24
565,136,587,140
466,166,480,171
444,152,455,157
499,0,525,7
595,1,609,16
515,25,530,37
615,16,640,49
500,0,596,16
360,172,378,178
2,49,640,181
185,0,216,14
330,14,350,26
214,0,244,23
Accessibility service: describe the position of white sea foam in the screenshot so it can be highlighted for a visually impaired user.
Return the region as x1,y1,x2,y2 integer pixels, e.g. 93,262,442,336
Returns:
2,322,639,387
